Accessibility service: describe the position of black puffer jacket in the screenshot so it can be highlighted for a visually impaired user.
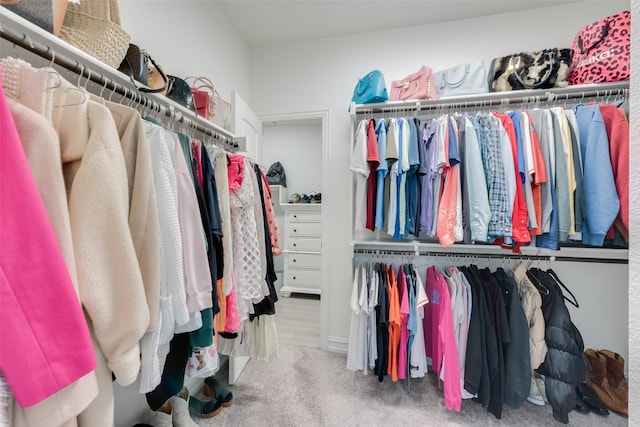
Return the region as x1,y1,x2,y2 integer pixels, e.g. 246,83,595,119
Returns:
528,268,586,424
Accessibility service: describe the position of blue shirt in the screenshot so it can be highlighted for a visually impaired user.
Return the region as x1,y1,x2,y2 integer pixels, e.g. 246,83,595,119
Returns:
574,104,619,246
476,113,511,239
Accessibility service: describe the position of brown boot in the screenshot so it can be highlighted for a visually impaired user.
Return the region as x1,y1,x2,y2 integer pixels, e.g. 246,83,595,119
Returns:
599,350,629,409
584,349,628,416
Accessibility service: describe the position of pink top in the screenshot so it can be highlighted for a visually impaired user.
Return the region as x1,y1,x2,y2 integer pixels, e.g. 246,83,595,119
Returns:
228,154,245,190
425,266,461,411
598,104,629,242
436,118,459,246
397,267,410,380
0,81,96,406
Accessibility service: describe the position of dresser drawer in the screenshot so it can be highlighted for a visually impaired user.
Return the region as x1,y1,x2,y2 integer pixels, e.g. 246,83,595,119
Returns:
287,237,321,252
287,222,321,238
284,269,321,288
288,209,321,223
286,253,321,269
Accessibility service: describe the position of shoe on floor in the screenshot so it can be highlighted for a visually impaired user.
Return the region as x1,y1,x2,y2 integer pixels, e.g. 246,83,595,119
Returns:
527,377,545,406
204,376,234,407
189,394,223,419
585,348,628,416
576,382,610,416
148,410,172,427
172,387,199,427
534,374,548,404
147,402,172,427
599,349,629,408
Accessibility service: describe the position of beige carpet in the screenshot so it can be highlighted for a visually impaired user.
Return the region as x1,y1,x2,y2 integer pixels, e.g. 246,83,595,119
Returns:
192,342,627,427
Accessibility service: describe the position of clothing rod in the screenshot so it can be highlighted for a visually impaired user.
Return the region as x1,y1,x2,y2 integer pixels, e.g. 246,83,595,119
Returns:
352,248,628,264
349,81,629,115
0,8,239,150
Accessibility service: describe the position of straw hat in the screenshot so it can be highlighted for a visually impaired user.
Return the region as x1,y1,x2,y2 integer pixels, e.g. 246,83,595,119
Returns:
59,0,130,69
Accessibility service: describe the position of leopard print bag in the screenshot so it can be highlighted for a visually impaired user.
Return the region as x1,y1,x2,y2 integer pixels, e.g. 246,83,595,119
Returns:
568,9,630,85
488,48,571,92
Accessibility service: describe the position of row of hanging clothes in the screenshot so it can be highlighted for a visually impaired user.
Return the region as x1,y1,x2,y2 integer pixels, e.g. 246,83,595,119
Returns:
0,55,281,427
351,94,629,253
346,253,585,424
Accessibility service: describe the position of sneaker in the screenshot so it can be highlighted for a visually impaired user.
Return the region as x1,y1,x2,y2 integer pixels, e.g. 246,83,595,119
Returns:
310,192,321,203
288,193,301,203
299,194,311,203
527,377,545,406
535,374,548,403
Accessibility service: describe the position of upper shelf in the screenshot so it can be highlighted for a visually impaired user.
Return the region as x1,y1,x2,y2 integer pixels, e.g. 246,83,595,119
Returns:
349,81,629,115
0,7,240,149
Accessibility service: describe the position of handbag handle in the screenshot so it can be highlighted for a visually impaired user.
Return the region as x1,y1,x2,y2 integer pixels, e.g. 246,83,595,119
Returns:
356,73,374,96
398,78,420,99
510,51,556,90
186,76,215,93
441,64,470,88
137,51,168,93
214,89,232,122
577,20,611,54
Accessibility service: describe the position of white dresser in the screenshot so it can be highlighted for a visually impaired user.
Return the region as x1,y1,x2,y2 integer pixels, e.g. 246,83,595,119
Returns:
281,204,322,297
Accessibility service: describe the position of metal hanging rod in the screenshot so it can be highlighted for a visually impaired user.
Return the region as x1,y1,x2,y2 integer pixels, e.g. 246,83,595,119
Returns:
351,240,628,264
349,81,629,115
0,7,239,150
352,248,628,265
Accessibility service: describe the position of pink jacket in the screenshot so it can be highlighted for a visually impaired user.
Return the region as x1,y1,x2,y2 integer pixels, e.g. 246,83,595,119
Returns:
0,82,96,407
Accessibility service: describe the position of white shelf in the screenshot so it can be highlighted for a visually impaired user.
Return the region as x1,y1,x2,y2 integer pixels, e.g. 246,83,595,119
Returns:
350,240,628,263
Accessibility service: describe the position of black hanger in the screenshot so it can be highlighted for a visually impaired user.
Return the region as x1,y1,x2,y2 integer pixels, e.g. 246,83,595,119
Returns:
526,269,550,296
546,269,579,308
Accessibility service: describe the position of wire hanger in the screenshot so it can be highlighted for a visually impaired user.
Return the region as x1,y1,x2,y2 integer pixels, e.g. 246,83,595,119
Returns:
525,267,549,296
545,268,579,308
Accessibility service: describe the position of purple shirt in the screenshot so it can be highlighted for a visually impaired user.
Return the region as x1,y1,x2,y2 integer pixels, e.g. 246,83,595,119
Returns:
419,121,438,232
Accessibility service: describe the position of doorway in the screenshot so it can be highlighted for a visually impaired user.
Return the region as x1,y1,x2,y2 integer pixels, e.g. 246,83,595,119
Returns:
260,110,329,350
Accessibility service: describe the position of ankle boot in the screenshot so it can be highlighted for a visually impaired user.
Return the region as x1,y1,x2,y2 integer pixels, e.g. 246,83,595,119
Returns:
148,401,172,427
171,387,199,427
599,350,628,409
584,349,627,415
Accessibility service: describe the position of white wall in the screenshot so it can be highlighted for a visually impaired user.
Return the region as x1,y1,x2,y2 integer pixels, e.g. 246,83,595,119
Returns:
250,0,631,358
118,0,251,104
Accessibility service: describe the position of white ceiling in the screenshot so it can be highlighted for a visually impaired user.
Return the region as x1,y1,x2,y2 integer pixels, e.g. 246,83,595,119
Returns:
215,0,584,47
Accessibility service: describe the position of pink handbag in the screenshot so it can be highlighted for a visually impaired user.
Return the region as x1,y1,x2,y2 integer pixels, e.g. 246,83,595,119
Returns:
186,76,216,119
389,66,438,101
568,9,630,85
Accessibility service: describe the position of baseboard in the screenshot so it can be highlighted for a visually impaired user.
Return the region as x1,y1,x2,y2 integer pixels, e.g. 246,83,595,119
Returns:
327,336,348,354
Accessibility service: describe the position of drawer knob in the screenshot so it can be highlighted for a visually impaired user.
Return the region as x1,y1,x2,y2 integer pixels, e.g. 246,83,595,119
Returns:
293,276,296,280
293,243,297,247
293,215,297,218
293,229,297,233
293,259,297,262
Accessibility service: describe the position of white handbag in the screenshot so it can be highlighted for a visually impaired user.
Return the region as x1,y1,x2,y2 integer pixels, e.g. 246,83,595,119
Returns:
434,61,488,97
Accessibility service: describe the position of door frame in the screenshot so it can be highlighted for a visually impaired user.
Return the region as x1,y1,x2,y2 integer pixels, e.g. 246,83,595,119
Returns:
259,109,330,351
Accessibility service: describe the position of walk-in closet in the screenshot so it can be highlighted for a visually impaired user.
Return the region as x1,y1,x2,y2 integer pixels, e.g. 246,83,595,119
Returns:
0,0,636,426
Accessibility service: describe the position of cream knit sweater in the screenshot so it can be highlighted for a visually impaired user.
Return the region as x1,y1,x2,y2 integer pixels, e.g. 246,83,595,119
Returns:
55,91,149,386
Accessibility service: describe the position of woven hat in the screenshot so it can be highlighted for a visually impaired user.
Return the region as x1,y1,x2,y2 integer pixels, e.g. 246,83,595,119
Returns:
59,0,130,69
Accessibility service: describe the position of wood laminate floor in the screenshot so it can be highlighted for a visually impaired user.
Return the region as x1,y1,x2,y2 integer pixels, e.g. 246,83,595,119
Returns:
275,293,321,349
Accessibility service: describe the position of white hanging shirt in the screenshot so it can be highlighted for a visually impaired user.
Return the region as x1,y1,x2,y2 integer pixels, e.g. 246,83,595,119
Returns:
351,120,369,231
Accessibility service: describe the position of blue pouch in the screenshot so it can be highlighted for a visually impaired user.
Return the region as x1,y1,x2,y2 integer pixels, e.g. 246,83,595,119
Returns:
351,70,388,104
